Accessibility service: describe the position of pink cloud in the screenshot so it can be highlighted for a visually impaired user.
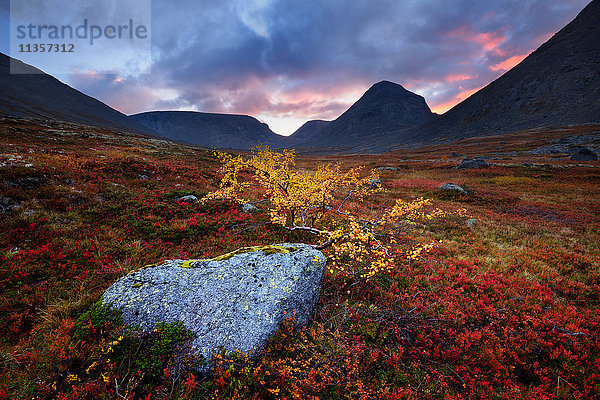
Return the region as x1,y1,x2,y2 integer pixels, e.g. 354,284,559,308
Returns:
430,85,484,114
181,77,367,125
444,73,474,83
490,53,528,72
447,26,507,53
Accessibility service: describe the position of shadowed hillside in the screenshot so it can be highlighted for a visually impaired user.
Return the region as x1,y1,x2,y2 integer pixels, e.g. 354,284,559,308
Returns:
379,0,600,152
287,120,330,145
0,53,154,135
131,110,288,150
299,81,436,151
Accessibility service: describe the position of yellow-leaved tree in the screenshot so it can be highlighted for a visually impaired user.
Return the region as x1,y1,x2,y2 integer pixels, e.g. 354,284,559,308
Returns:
204,146,453,278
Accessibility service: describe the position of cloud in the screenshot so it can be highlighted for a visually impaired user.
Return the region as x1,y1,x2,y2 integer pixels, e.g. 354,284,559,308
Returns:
490,53,529,71
32,0,589,135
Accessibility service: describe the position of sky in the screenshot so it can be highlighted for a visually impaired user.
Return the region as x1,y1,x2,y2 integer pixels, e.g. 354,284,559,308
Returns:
0,0,591,136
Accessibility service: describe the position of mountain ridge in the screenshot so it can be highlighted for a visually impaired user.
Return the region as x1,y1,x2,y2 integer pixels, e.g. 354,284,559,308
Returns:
375,0,600,152
131,110,287,150
299,80,436,150
0,52,155,135
2,0,598,154
287,120,330,145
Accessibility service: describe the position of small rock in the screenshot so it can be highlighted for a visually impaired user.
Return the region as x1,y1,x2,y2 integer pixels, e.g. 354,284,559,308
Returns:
242,202,259,213
139,174,149,180
522,162,533,167
177,195,199,203
451,152,460,157
0,196,18,213
376,166,398,171
439,183,467,194
466,219,477,228
570,148,598,161
11,176,43,189
369,179,382,186
455,157,491,169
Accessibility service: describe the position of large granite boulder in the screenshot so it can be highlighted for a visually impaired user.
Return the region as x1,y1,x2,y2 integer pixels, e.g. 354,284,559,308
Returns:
102,243,325,371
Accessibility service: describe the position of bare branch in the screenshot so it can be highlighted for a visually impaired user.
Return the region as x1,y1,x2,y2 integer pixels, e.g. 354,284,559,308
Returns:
336,190,354,216
285,225,329,236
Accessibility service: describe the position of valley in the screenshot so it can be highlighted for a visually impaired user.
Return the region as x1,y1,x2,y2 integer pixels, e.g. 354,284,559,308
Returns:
1,117,599,398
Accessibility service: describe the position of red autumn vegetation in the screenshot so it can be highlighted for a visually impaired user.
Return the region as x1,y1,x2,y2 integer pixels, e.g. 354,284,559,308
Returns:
0,118,599,399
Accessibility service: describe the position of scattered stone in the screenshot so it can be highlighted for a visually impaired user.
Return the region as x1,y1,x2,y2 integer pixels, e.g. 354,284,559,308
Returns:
570,148,598,161
139,174,149,180
557,134,598,146
529,144,568,155
455,157,491,169
102,244,326,373
242,202,259,213
177,195,199,203
10,176,43,189
466,219,477,228
0,196,18,213
376,166,398,171
439,183,467,194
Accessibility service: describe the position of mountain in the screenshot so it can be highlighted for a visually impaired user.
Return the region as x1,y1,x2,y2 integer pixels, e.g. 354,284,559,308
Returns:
131,111,287,150
379,0,600,152
298,80,436,151
0,53,154,135
287,120,330,145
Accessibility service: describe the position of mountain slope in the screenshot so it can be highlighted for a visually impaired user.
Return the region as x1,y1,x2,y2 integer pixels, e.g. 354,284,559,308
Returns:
299,80,436,151
131,111,287,149
287,120,330,145
380,0,600,151
0,53,154,135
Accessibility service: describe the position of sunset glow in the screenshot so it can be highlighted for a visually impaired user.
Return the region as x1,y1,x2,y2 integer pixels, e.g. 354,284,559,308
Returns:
490,53,529,71
1,0,588,135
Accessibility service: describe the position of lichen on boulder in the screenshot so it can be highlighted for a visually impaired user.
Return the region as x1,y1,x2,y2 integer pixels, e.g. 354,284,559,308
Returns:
101,243,325,372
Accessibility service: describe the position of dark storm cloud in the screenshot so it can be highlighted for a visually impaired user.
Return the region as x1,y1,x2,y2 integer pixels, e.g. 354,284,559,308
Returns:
51,0,590,134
